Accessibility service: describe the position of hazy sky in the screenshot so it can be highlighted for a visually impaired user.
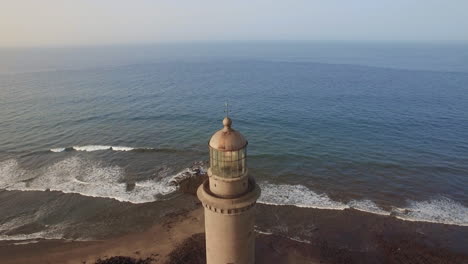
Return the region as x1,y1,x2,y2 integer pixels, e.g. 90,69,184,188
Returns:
1,0,467,47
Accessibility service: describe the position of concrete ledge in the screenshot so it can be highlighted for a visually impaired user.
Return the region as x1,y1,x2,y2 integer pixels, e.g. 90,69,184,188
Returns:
197,178,261,215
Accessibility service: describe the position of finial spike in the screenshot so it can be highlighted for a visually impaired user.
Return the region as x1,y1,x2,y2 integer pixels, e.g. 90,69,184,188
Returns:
224,101,231,118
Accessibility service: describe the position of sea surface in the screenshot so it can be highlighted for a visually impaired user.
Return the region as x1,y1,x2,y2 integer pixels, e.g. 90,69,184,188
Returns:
1,42,468,241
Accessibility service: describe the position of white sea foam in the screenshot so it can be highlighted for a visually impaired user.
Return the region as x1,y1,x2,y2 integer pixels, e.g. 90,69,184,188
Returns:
258,183,348,210
49,145,145,152
50,148,66,153
0,157,184,204
1,159,467,226
72,145,113,152
347,199,390,216
0,233,42,242
258,182,468,226
288,236,312,244
0,231,63,242
0,159,32,186
0,215,36,234
110,146,135,151
12,240,40,245
0,158,205,242
393,198,468,226
0,215,66,242
254,227,311,244
254,228,274,236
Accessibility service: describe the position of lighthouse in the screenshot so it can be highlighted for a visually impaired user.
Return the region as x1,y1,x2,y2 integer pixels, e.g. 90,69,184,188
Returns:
197,116,261,264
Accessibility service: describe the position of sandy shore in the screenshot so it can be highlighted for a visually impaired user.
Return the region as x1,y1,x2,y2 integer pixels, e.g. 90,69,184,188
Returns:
0,196,467,264
0,207,203,264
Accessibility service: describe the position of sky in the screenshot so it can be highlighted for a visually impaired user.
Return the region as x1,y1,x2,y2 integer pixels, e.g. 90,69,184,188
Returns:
1,0,467,47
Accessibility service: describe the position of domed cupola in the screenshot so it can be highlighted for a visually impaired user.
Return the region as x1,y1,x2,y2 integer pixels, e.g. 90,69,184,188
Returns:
209,117,247,151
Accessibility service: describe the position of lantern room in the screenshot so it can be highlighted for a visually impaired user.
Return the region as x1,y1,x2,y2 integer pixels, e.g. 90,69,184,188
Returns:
208,117,249,197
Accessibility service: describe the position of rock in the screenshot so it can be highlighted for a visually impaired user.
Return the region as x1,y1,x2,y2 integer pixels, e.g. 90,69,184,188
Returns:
169,161,208,196
166,233,206,264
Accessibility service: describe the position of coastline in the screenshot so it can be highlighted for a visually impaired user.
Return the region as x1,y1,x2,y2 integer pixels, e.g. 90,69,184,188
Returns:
1,194,466,264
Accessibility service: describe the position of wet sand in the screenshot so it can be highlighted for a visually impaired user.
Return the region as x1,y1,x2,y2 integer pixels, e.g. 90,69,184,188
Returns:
0,207,203,264
255,204,468,263
0,196,467,264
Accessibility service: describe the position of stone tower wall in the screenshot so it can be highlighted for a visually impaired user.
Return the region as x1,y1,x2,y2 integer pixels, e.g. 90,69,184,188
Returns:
204,204,256,264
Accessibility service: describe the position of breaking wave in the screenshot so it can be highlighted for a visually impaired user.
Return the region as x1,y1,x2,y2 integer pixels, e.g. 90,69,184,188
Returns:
0,230,64,242
1,158,467,230
0,214,67,243
347,199,390,216
393,198,468,226
50,145,152,152
258,183,468,226
0,158,206,242
258,183,348,210
0,158,204,204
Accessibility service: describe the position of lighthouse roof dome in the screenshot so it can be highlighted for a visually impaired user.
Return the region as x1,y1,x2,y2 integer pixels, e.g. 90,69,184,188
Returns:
209,117,247,151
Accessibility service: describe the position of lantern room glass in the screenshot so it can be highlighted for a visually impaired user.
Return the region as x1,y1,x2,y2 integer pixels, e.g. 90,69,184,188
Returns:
209,146,247,178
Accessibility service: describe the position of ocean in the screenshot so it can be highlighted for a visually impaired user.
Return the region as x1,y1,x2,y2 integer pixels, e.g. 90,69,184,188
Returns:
1,42,468,241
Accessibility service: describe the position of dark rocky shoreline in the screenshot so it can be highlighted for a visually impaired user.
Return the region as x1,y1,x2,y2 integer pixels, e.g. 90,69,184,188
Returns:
1,170,467,264
1,202,466,264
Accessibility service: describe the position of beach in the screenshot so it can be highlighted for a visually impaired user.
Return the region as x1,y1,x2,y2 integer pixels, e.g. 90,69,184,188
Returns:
0,190,466,264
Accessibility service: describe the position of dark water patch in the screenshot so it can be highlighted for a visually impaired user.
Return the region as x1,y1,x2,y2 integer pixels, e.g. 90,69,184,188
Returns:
0,190,198,241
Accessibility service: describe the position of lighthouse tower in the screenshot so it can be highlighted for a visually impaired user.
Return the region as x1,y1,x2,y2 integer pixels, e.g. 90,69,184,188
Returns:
197,116,261,264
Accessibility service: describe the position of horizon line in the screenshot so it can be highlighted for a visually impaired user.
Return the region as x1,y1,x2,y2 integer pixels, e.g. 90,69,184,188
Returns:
1,39,468,49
